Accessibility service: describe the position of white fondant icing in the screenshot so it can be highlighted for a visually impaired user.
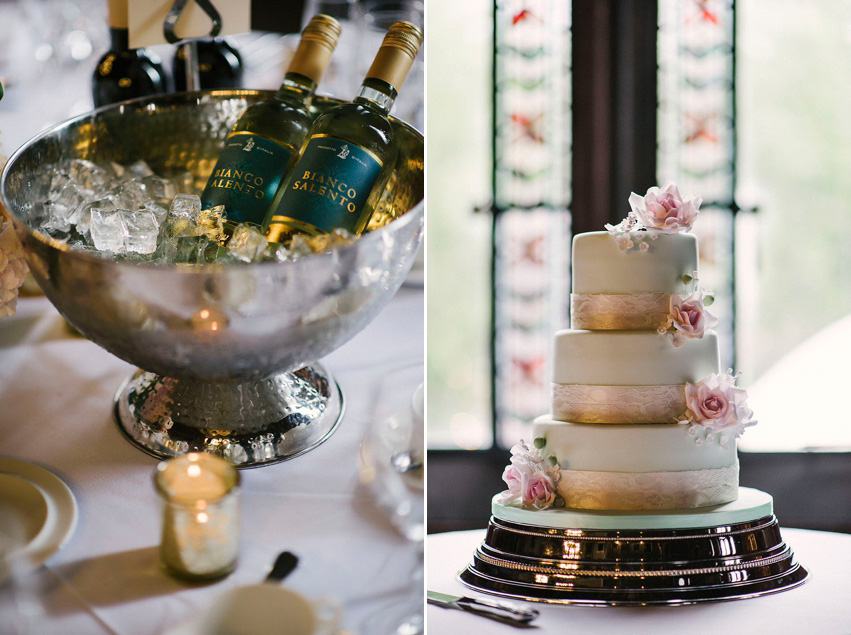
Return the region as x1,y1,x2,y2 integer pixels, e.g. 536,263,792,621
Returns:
552,330,720,385
491,487,774,530
533,416,737,471
571,231,698,295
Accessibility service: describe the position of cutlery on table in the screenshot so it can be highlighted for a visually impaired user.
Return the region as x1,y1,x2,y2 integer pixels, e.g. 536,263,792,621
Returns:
266,551,299,583
427,590,539,624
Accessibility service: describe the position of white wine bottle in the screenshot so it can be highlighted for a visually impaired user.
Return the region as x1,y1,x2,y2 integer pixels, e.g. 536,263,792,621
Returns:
199,15,341,226
264,21,423,241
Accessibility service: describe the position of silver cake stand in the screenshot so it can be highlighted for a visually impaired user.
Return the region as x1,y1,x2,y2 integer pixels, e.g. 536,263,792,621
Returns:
0,91,423,468
459,489,808,605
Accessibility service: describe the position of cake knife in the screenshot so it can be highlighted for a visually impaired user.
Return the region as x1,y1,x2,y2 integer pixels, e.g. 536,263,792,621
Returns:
427,591,539,623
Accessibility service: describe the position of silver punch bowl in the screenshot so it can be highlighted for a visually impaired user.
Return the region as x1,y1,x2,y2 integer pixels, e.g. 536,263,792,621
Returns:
0,91,424,467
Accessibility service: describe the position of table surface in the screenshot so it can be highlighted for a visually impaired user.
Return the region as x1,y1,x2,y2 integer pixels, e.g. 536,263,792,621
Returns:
0,287,423,634
427,527,851,634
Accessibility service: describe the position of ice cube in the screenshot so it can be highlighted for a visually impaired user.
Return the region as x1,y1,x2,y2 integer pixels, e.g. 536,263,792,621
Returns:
142,175,177,201
227,224,268,262
68,159,109,193
327,227,357,248
71,198,117,236
123,210,159,254
106,161,127,179
196,206,226,243
108,180,149,210
144,200,169,225
162,214,196,240
43,180,91,232
47,173,73,201
286,234,315,260
170,236,213,264
90,208,127,252
128,160,154,178
169,193,201,222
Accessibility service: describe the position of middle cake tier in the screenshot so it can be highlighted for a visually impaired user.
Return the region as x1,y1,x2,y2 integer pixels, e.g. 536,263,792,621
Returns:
552,329,720,423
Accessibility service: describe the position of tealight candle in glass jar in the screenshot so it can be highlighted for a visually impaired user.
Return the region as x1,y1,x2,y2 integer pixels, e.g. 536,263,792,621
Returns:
155,453,240,581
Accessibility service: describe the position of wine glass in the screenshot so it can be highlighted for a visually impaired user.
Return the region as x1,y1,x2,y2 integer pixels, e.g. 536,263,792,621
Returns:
358,361,424,634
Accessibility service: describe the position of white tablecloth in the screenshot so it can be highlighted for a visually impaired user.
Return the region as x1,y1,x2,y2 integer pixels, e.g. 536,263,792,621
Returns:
426,527,851,634
0,287,423,634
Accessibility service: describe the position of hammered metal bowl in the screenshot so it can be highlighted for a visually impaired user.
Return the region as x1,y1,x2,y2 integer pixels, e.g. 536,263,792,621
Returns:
0,91,424,467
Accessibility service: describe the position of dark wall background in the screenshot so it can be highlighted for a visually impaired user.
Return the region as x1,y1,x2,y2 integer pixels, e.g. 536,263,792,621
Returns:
427,450,851,534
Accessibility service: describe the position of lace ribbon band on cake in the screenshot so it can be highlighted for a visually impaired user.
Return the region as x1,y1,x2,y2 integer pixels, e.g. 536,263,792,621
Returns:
552,383,685,424
570,292,670,330
556,463,739,511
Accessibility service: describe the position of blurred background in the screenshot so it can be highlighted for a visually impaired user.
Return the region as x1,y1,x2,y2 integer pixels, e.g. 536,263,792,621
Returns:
0,0,424,153
427,0,851,533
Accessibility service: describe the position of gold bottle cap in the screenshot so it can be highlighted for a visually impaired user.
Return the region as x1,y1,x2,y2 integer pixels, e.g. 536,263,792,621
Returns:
287,14,342,84
366,21,424,91
107,0,129,29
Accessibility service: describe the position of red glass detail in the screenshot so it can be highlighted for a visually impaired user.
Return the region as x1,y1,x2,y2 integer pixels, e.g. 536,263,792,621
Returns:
687,0,720,25
512,356,545,385
512,9,539,25
515,235,545,265
685,113,719,144
511,112,545,143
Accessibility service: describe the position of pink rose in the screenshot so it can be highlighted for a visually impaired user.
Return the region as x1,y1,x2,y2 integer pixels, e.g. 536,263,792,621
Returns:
684,372,756,431
501,464,523,500
522,471,556,510
668,292,718,345
499,440,561,508
629,182,701,234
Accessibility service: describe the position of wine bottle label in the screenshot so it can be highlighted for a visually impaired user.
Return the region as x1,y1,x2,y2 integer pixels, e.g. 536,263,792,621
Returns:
269,135,383,234
201,132,296,225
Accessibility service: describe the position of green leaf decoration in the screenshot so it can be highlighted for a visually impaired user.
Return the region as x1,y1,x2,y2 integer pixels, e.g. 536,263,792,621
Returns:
704,295,715,306
682,274,693,285
547,455,558,467
533,437,546,449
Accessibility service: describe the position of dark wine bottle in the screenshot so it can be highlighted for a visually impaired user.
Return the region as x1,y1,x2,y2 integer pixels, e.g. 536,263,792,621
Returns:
173,39,244,92
92,0,168,108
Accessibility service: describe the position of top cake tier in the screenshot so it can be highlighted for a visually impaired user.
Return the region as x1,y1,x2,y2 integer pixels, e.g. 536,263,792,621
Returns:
571,231,698,330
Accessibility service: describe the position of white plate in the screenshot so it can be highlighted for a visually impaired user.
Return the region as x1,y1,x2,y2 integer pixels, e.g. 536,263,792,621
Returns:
0,458,78,581
0,473,49,553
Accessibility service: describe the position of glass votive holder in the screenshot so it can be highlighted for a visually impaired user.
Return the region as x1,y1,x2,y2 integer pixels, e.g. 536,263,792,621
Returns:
155,453,240,581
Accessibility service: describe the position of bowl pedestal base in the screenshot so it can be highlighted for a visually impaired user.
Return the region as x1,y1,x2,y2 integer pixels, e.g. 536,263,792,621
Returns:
113,363,343,468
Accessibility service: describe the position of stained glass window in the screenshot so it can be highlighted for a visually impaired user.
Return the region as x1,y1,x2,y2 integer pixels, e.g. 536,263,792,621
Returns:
492,1,572,446
658,0,736,369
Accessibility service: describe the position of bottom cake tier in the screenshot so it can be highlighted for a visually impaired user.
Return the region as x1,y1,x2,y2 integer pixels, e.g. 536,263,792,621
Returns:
459,488,808,605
